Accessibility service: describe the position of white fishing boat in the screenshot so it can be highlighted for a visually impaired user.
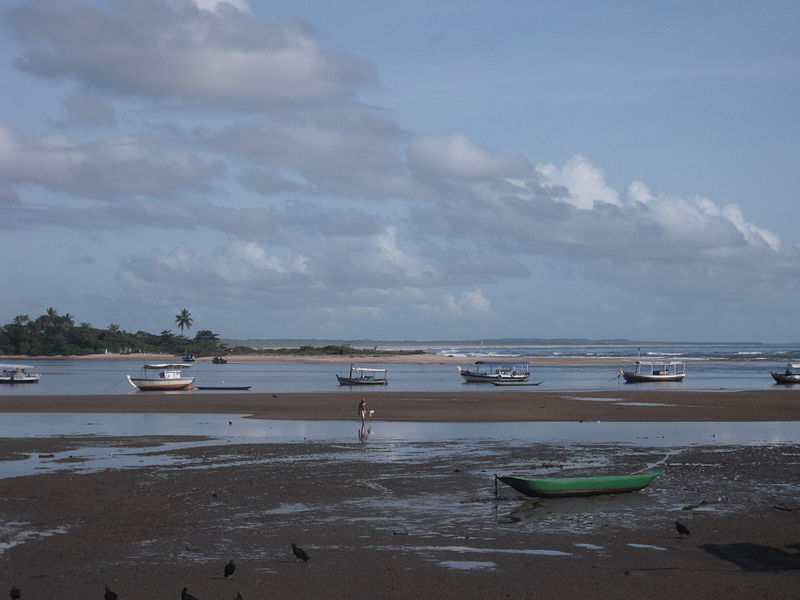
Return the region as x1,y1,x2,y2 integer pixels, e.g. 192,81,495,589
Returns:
336,365,388,386
0,364,41,384
619,360,686,383
770,363,800,384
457,360,530,383
127,363,195,391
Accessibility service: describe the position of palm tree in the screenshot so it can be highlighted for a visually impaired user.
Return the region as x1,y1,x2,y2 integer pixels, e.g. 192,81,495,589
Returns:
175,309,193,333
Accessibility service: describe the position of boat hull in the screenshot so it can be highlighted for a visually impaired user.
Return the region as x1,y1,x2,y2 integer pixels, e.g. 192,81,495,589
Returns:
621,372,685,383
127,375,195,391
336,375,388,386
497,470,664,498
0,376,40,384
491,380,542,386
771,372,800,384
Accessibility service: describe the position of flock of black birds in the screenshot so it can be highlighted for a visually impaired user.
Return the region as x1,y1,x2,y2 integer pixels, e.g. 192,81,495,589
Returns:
7,544,310,599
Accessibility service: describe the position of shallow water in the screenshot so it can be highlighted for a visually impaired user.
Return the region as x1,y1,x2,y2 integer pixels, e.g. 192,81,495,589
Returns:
1,413,799,445
1,358,796,395
1,413,798,479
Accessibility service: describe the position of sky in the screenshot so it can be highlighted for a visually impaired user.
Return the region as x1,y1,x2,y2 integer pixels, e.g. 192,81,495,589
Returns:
1,0,798,342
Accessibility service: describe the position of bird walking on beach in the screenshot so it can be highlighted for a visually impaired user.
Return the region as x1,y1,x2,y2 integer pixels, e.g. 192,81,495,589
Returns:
676,520,691,537
292,543,309,562
104,586,118,600
234,593,244,600
9,586,20,600
181,587,199,600
224,559,236,579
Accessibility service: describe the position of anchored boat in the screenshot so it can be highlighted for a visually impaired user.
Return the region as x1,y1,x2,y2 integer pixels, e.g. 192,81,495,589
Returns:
457,360,530,383
619,360,685,383
336,365,388,386
127,363,195,391
771,363,800,384
0,364,41,384
496,469,664,498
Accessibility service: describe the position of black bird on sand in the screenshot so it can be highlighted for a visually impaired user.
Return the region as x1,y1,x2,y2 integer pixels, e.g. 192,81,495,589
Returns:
234,593,244,600
181,587,199,600
9,587,20,600
676,520,691,537
104,586,118,600
224,559,236,578
292,543,310,562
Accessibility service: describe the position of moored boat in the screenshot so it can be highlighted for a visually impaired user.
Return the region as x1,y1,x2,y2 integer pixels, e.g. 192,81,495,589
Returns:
0,364,41,384
619,360,685,383
336,365,388,386
458,361,530,383
127,363,195,391
496,469,664,498
771,363,800,384
212,355,228,364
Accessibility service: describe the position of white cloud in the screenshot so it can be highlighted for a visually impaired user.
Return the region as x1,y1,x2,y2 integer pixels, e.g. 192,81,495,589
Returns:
536,154,621,208
408,133,528,179
442,288,492,316
8,0,375,107
0,122,221,200
211,241,308,283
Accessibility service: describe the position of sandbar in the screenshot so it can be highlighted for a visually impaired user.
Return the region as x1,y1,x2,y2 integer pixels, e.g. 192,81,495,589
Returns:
0,389,798,421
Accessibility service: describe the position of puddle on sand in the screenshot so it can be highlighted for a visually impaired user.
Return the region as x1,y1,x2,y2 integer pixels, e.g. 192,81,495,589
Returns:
574,543,605,550
0,521,70,556
439,560,496,570
627,543,668,551
368,544,571,557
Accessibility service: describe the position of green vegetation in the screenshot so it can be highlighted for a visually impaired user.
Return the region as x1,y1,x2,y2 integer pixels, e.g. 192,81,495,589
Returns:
0,308,227,357
0,309,424,358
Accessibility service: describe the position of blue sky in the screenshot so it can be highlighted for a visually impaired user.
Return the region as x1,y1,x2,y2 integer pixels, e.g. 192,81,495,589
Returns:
1,0,798,342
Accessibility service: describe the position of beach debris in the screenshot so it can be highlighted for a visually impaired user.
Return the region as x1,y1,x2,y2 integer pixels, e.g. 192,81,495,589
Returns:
292,543,310,562
224,559,236,579
9,586,20,599
181,587,199,600
675,520,691,537
104,586,118,600
772,503,798,512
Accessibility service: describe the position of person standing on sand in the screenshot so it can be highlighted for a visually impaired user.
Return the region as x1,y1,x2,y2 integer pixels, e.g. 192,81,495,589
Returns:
358,398,368,424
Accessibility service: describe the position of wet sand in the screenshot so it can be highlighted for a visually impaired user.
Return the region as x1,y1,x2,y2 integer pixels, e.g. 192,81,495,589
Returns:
1,389,799,599
0,388,799,421
0,435,799,599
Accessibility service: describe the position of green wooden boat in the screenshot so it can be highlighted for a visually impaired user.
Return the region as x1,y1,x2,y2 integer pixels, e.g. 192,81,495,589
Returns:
496,469,664,498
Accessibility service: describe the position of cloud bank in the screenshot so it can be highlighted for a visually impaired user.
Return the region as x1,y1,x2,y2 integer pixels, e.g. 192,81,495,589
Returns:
1,0,796,339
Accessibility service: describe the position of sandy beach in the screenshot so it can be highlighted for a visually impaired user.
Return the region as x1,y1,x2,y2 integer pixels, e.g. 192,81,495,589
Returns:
1,388,799,422
1,388,799,599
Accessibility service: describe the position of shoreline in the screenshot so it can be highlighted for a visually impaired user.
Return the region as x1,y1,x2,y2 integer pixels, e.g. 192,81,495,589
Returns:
1,389,798,422
0,352,784,366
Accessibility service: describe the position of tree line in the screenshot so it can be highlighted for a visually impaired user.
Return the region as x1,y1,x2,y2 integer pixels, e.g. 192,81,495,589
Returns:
0,308,226,357
0,308,426,358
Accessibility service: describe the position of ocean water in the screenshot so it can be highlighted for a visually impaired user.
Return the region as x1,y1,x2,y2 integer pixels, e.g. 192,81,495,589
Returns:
1,341,798,395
